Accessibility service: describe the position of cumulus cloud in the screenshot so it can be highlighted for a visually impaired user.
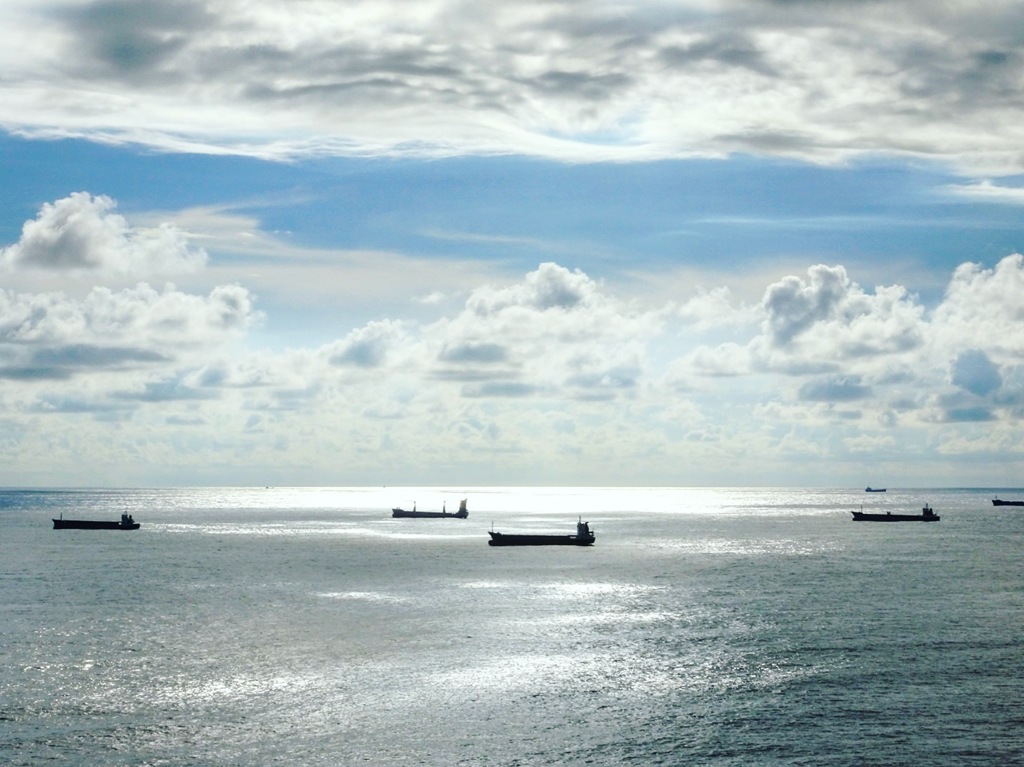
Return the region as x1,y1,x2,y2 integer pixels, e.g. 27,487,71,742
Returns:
1,282,254,346
0,190,257,389
1,193,207,277
762,264,850,347
2,1,1023,171
2,246,1024,484
676,287,757,332
466,262,599,316
293,255,1024,439
0,282,258,380
667,254,1024,446
755,264,925,370
327,320,408,369
931,254,1024,357
431,262,660,400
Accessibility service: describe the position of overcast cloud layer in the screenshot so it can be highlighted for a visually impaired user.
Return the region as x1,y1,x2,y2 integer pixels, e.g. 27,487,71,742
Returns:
3,0,1024,173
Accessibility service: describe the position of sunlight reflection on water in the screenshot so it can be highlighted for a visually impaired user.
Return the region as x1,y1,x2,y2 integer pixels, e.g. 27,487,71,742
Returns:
315,590,410,603
651,537,843,555
3,486,1022,766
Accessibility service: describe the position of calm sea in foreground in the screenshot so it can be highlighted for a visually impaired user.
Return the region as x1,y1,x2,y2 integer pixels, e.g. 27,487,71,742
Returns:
2,486,1022,766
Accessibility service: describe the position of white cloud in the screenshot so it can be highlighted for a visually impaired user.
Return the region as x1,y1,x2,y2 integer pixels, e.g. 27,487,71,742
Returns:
465,262,602,315
1,1,1022,172
429,263,662,398
753,264,926,375
683,342,752,378
945,180,1024,204
0,282,259,380
4,196,1024,484
761,264,852,348
843,433,897,454
931,254,1024,358
659,255,1024,442
1,193,207,278
676,286,759,332
327,320,410,369
0,193,258,390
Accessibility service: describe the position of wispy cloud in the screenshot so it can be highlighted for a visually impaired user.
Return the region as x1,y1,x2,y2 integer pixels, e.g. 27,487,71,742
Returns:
2,1,1022,172
945,180,1024,204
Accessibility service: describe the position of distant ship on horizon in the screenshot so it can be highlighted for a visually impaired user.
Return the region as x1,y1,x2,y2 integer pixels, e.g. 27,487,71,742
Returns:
392,498,468,519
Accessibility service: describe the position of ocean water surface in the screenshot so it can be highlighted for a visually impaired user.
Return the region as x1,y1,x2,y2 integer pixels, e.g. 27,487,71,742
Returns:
2,486,1022,766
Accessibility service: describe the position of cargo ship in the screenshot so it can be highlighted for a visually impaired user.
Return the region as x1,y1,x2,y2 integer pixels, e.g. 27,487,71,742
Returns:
851,504,938,522
488,518,595,546
392,499,468,518
52,513,140,530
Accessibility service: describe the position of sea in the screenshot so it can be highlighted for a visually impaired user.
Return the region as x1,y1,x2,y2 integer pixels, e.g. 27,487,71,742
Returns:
2,486,1022,766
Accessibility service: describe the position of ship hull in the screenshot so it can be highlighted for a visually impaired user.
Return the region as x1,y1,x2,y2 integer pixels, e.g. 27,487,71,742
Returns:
851,512,938,522
992,499,1024,507
391,509,468,518
52,519,140,530
487,532,595,546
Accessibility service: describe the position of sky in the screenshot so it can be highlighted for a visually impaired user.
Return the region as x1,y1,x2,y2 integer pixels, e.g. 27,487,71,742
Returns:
2,0,1024,488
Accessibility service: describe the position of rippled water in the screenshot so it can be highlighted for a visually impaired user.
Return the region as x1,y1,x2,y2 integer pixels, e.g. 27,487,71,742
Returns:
2,487,1022,765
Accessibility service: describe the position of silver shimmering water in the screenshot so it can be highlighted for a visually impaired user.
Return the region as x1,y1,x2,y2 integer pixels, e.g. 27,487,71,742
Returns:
2,487,1022,765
